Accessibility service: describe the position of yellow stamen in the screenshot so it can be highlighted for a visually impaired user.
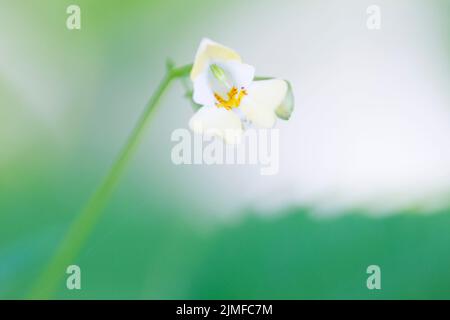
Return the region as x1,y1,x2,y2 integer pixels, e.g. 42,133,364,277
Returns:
214,86,247,110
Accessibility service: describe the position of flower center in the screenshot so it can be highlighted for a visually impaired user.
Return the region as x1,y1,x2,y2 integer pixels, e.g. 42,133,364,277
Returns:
214,87,247,110
209,64,247,110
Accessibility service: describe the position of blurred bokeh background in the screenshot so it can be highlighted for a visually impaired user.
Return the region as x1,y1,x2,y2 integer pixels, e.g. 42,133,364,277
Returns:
1,0,450,299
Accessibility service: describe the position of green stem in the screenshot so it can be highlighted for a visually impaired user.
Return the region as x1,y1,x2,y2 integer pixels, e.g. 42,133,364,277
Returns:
29,63,192,299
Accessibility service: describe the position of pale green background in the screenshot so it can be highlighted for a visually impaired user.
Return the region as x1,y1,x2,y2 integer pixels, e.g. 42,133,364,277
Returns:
1,0,450,299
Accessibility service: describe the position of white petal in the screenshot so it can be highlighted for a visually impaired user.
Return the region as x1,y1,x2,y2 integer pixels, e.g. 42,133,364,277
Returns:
189,106,243,144
190,38,241,81
240,79,288,128
192,71,215,106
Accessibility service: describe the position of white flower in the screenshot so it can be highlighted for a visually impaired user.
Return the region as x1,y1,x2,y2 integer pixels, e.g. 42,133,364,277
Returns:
189,38,294,144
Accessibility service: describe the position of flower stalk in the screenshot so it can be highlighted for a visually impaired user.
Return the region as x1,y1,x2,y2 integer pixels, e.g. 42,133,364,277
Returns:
29,63,192,299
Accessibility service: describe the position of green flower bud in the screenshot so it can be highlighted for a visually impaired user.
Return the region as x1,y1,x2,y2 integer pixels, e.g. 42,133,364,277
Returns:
275,81,295,120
